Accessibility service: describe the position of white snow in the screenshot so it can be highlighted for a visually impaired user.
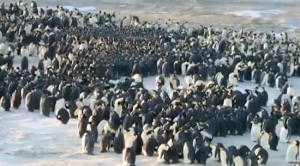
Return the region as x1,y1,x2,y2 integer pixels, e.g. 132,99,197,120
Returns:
1,57,300,165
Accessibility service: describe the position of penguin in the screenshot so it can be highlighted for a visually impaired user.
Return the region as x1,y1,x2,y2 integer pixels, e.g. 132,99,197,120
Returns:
286,140,300,163
157,143,170,163
82,131,94,155
233,155,246,166
56,108,70,124
220,147,229,166
211,143,225,162
169,74,180,90
195,145,212,165
114,97,124,118
228,72,238,87
280,120,291,143
87,115,98,142
11,89,21,109
250,119,262,142
182,141,195,164
77,113,88,138
268,131,279,151
40,95,51,117
113,128,125,154
276,119,284,137
132,73,142,83
123,134,137,166
227,146,239,166
109,111,121,131
122,146,136,166
0,94,11,111
237,145,251,158
21,55,28,71
155,75,165,89
181,61,190,76
142,136,158,157
259,132,270,149
223,97,233,108
253,145,268,165
100,132,113,153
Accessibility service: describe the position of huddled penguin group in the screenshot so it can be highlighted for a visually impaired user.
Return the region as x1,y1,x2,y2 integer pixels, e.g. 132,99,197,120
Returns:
0,1,300,165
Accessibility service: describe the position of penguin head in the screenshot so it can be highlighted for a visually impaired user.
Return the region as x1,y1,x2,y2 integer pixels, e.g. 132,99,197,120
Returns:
293,140,300,147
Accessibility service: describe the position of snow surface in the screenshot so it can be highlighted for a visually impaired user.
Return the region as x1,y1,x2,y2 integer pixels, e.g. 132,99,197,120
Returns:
1,58,300,166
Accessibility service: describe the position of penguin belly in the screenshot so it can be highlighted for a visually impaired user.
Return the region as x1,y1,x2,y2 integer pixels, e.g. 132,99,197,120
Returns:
260,133,270,149
250,124,261,142
286,145,298,163
279,126,289,143
220,149,229,166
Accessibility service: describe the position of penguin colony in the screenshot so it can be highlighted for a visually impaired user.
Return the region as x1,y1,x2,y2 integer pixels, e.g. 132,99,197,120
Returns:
0,1,300,165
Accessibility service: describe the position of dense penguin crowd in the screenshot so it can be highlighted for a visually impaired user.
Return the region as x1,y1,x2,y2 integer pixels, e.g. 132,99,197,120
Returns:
0,1,300,166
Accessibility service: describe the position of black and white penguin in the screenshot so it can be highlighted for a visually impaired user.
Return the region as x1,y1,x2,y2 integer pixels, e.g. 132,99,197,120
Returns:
253,145,269,165
268,131,279,151
11,89,21,109
0,94,11,111
87,115,98,142
210,143,225,162
237,145,251,158
40,95,51,117
250,118,262,142
220,147,229,166
226,146,239,166
21,55,28,71
113,128,125,154
82,130,94,155
99,132,113,153
279,117,291,143
114,97,124,118
77,113,88,138
169,74,180,90
259,132,270,149
233,155,246,166
228,72,238,87
194,145,212,165
155,75,165,89
122,134,137,166
56,108,70,124
182,141,195,164
25,90,42,112
142,136,158,157
286,140,300,163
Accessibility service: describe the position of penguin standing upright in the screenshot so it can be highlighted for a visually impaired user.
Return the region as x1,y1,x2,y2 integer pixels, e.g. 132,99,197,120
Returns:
286,140,300,163
82,131,94,155
253,145,269,165
259,132,270,149
1,94,11,111
182,141,195,164
250,119,262,142
113,127,125,154
268,131,279,151
280,116,291,143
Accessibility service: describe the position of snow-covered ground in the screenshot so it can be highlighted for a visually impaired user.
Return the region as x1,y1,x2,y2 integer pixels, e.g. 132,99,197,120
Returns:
1,65,300,165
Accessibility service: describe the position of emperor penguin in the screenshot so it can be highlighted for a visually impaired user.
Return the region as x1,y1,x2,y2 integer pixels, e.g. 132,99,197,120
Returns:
250,120,262,142
286,140,300,163
82,131,94,155
228,72,238,87
259,132,270,149
182,141,195,164
279,117,291,143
